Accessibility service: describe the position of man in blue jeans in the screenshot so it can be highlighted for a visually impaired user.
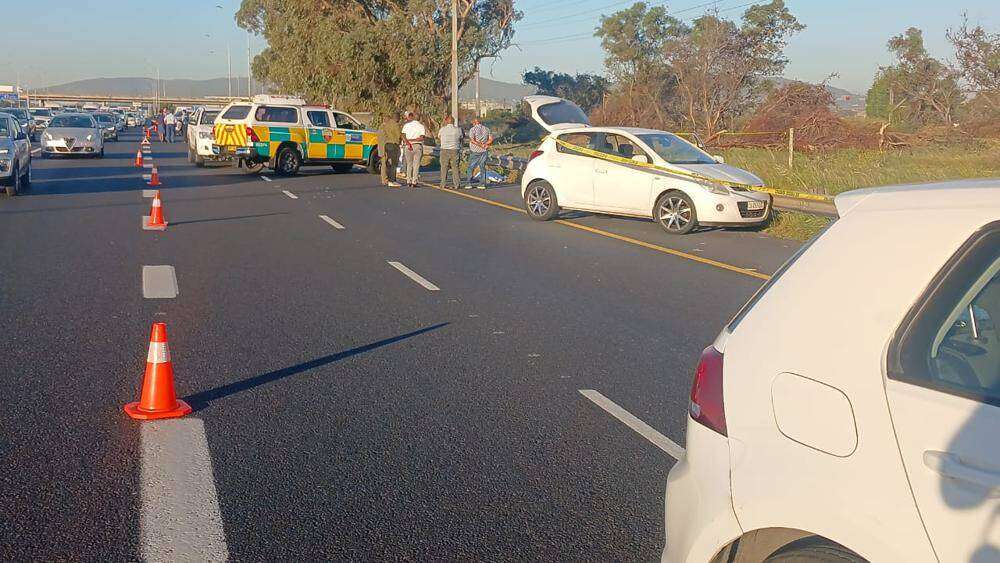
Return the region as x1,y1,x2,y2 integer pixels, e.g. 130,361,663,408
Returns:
465,117,493,190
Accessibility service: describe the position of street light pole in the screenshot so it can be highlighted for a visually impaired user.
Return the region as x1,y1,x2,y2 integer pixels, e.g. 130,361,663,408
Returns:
247,32,252,99
451,0,458,122
227,45,233,98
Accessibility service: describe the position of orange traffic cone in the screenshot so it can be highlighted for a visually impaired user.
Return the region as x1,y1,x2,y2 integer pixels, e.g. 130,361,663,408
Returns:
134,149,143,168
124,323,191,420
144,191,167,231
149,165,161,186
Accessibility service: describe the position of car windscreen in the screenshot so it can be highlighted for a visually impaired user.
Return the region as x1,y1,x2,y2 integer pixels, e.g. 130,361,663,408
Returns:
50,115,96,128
4,109,28,120
221,105,251,120
200,111,220,125
94,114,114,124
537,101,589,127
30,109,53,117
638,133,716,165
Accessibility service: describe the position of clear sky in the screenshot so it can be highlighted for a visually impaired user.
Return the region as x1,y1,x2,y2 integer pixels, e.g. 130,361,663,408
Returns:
2,0,997,95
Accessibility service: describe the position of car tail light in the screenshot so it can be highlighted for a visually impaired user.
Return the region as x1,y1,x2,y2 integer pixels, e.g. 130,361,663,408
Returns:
529,150,544,162
689,346,727,436
246,126,260,143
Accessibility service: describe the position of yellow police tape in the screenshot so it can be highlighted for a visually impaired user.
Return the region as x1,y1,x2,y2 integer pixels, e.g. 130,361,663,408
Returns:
551,137,834,203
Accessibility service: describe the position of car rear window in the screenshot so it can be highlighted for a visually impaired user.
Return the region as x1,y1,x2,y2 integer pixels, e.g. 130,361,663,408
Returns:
726,227,828,332
221,105,251,120
200,111,220,125
254,105,298,123
537,100,589,128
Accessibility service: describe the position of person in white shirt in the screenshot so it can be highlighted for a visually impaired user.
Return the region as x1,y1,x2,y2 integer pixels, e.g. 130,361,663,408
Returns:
400,112,426,187
163,112,177,143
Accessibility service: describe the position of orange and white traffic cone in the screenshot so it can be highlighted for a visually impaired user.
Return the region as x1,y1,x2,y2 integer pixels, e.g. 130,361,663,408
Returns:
143,190,167,231
124,323,191,420
134,149,143,168
148,165,161,186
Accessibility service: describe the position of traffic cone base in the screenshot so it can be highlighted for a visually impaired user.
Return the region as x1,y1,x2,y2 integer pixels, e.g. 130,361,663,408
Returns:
143,191,167,230
142,216,167,231
124,399,192,420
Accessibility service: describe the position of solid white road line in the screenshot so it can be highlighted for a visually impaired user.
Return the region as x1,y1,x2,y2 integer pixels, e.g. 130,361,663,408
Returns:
141,419,229,562
142,265,179,299
261,176,272,182
387,261,440,291
579,389,685,460
282,190,298,199
318,215,345,230
142,189,157,198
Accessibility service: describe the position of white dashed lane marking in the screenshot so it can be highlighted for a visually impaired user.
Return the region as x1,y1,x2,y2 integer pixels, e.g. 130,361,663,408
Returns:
388,261,440,291
142,266,179,298
142,190,157,198
261,176,272,182
141,419,228,562
282,190,298,199
579,389,685,460
318,215,345,230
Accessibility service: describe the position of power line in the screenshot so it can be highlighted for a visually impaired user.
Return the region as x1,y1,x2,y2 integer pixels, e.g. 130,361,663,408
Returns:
518,0,721,30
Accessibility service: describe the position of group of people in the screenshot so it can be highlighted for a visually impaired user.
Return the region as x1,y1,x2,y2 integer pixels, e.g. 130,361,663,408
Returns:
153,108,188,143
378,112,494,190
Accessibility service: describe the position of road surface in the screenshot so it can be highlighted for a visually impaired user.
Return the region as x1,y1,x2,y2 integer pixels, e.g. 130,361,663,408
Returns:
0,131,799,561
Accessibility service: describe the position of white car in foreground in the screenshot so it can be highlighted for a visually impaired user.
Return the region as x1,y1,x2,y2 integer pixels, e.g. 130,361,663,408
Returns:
520,96,771,234
664,179,999,562
186,106,224,166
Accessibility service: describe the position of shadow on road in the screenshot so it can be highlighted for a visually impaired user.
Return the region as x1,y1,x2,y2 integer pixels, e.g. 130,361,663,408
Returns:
183,322,450,411
169,212,288,226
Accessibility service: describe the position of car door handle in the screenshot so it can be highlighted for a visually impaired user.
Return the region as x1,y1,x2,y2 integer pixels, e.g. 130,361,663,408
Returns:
595,168,608,174
923,451,1000,493
549,163,561,168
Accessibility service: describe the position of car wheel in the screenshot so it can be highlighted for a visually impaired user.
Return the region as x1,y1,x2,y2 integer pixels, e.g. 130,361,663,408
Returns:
524,180,559,221
765,537,866,562
331,163,354,173
22,161,31,191
187,146,195,163
6,165,19,196
98,148,105,159
195,153,205,167
274,146,301,176
656,191,697,235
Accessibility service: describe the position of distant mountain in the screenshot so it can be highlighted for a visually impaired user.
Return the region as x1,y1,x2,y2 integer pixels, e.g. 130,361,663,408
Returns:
459,77,536,102
36,77,253,98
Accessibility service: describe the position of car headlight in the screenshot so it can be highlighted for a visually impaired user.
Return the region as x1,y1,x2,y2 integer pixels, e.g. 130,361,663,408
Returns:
86,134,93,141
700,181,730,196
0,148,9,155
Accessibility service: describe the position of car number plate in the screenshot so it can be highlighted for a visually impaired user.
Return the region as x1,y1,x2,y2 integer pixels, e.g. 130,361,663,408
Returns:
746,200,765,210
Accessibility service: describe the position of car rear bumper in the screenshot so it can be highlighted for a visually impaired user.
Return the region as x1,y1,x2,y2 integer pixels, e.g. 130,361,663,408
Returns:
663,418,742,563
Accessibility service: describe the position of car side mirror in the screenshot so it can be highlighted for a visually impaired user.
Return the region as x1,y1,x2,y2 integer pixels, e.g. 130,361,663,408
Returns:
713,154,725,164
631,154,649,164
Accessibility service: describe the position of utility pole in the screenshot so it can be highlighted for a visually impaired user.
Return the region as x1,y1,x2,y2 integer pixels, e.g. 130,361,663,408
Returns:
227,45,233,98
247,32,253,99
156,67,161,112
451,0,459,122
475,61,481,118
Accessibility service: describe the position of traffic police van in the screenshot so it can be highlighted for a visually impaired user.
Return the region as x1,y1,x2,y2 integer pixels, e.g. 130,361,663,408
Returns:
212,95,379,176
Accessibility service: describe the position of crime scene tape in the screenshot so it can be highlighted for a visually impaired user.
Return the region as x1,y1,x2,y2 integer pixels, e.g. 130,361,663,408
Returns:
551,137,833,203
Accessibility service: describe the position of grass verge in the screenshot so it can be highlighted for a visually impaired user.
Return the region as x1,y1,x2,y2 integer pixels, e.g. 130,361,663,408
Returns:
763,209,832,241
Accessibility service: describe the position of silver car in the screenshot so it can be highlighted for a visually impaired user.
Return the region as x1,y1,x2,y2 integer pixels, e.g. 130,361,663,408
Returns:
42,113,104,158
93,112,119,142
0,112,32,196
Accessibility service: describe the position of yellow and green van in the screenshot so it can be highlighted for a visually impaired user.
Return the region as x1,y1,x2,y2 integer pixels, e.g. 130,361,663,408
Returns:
212,95,379,175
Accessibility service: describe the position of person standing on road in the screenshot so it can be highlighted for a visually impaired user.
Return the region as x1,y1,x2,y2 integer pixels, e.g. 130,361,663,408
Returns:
466,117,493,189
157,109,167,142
437,116,463,190
378,113,402,188
401,112,426,188
180,112,189,140
164,111,176,143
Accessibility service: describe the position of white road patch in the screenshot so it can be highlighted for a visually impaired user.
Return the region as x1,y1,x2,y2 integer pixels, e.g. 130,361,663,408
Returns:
142,174,151,181
261,176,272,182
579,389,685,460
318,215,345,230
140,419,229,563
282,190,298,199
142,265,179,299
387,261,440,291
142,190,157,198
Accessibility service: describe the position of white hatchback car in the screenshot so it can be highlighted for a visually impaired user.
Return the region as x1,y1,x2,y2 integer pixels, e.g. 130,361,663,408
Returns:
520,96,771,234
187,106,225,166
664,180,1000,562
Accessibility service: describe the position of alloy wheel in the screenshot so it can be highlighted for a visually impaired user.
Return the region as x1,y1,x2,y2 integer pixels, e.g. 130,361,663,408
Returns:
659,196,692,232
527,185,551,216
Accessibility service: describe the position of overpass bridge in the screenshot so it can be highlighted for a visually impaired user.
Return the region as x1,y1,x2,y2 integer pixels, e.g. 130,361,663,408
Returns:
31,92,244,108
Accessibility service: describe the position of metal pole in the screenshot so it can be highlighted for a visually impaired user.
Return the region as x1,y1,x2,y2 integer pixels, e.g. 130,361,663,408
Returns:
451,0,458,122
475,61,480,117
787,127,794,170
247,32,252,99
156,67,160,112
228,45,232,98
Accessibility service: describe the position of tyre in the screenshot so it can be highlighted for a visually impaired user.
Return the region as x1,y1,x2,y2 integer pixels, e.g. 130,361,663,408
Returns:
274,146,301,176
5,165,19,196
655,191,697,235
524,180,559,221
98,148,105,159
195,153,205,167
331,163,354,173
366,150,380,174
21,161,30,191
187,146,195,163
765,537,866,562
243,158,266,174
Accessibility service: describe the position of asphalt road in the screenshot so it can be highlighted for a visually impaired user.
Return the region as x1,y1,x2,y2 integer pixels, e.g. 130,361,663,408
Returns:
0,131,799,561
